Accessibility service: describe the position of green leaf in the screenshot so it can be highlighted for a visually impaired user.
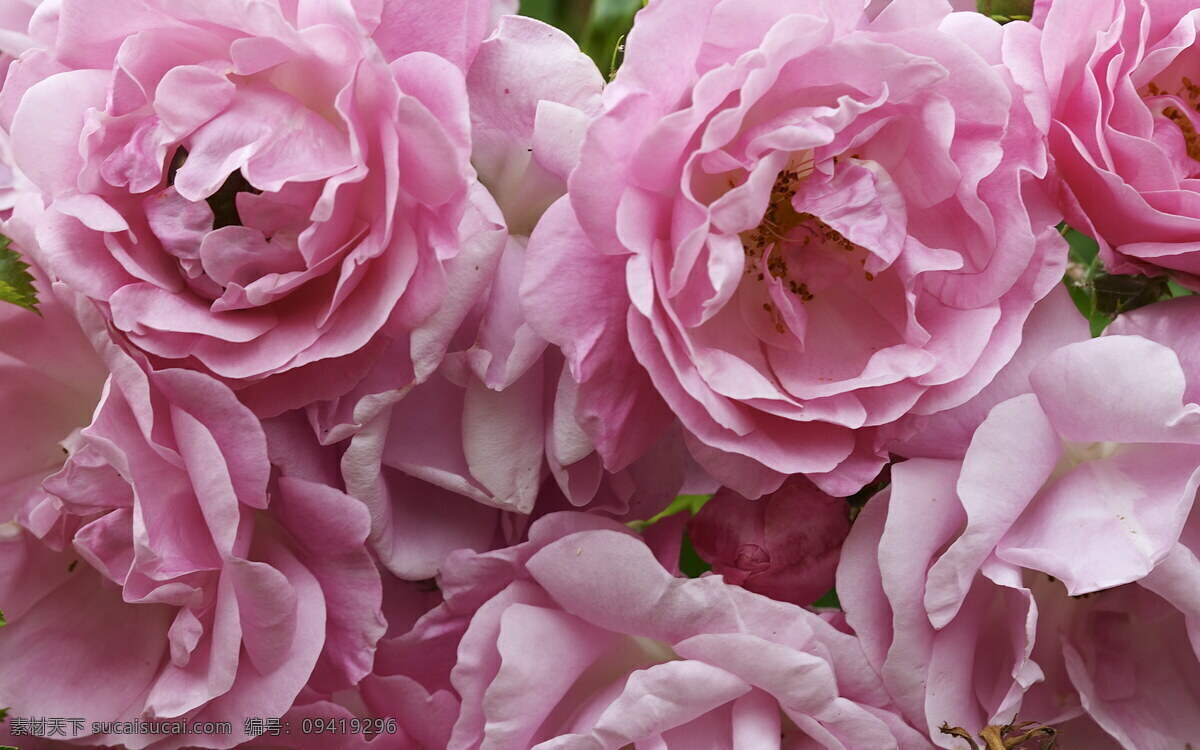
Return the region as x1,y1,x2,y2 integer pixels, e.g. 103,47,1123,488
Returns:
1168,279,1195,298
579,0,641,75
986,13,1030,23
1063,281,1107,336
812,588,841,609
519,0,593,43
1063,226,1099,266
1061,226,1114,336
660,493,712,518
626,494,713,577
976,0,1032,18
0,234,39,315
678,533,711,578
518,0,558,24
1091,273,1170,317
0,609,5,627
1060,224,1179,334
628,493,713,531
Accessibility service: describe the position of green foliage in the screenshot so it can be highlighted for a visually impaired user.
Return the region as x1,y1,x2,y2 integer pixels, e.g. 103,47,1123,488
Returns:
627,493,712,531
976,0,1032,22
520,0,640,76
1092,272,1170,315
1062,226,1187,336
0,609,4,627
1063,227,1109,336
812,588,840,609
579,0,641,77
518,0,591,38
629,494,714,578
678,533,712,578
1168,279,1193,298
0,234,39,315
656,493,712,519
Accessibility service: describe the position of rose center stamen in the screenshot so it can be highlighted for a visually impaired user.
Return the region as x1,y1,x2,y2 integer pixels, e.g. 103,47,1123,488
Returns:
1146,78,1200,161
740,155,861,333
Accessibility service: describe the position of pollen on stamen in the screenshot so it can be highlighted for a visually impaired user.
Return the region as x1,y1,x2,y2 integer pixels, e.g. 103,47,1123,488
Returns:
1146,78,1200,162
740,152,863,323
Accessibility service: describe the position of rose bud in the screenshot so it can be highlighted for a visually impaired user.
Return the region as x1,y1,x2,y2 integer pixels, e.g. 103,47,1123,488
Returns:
688,476,850,607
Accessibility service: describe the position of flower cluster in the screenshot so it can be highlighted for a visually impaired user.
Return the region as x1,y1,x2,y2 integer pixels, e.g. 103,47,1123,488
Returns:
1,0,1199,747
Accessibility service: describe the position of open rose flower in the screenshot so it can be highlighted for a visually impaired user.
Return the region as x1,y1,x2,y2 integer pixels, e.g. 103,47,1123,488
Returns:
318,16,686,580
382,512,931,749
522,0,1067,499
0,0,505,416
1036,0,1200,286
0,294,383,749
839,296,1200,746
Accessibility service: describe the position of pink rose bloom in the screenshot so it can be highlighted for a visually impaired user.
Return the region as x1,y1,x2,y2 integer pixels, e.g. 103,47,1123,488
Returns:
0,0,37,209
838,296,1200,746
865,0,977,18
522,0,1066,499
0,0,36,72
235,563,448,750
894,285,1091,459
0,0,505,416
383,512,932,749
689,476,850,607
0,298,383,749
323,17,685,579
0,207,107,520
1036,0,1200,287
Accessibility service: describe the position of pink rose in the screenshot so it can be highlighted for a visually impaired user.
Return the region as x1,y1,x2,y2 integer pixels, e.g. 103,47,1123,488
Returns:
0,0,37,210
866,0,977,18
0,206,107,521
1,0,505,416
0,0,36,72
522,0,1066,499
893,285,1091,459
0,299,383,749
839,297,1200,746
1037,0,1200,286
322,17,685,579
689,476,850,607
237,560,449,750
383,512,932,749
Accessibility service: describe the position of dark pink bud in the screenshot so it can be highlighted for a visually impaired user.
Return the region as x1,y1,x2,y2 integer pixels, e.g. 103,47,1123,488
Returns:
688,476,850,606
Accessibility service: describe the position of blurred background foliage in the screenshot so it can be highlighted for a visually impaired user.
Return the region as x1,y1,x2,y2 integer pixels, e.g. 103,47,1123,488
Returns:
976,0,1032,22
519,0,643,76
